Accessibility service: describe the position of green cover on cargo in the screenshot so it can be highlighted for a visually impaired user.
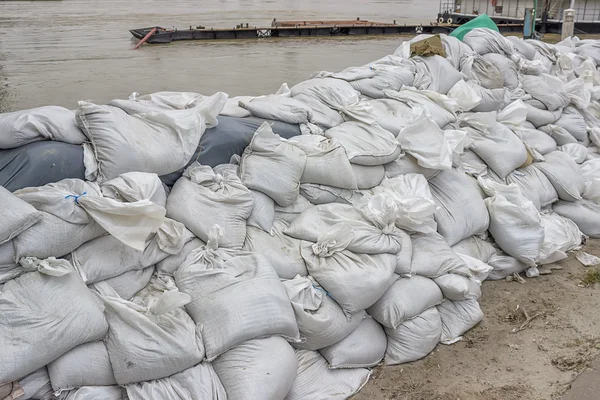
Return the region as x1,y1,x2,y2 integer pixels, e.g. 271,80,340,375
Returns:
450,14,499,41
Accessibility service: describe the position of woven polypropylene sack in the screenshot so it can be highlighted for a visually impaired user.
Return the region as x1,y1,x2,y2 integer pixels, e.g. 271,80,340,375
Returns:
156,237,204,275
0,186,41,245
515,127,557,155
482,53,519,89
451,236,498,263
437,299,483,344
408,232,472,277
553,199,600,238
98,266,155,300
533,151,585,201
506,165,559,210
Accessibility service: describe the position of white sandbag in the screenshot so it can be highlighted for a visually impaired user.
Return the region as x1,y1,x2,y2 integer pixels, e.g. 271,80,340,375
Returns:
496,99,528,132
274,195,313,223
560,143,588,164
447,79,482,112
434,273,481,301
349,67,411,99
77,95,226,182
537,212,583,264
451,236,498,263
408,232,472,277
555,107,588,142
247,189,275,232
374,173,438,234
244,220,307,279
300,183,367,206
175,236,299,360
0,261,108,383
47,341,116,392
324,121,401,166
18,368,52,400
0,186,41,245
72,218,188,283
526,103,563,127
438,299,483,344
429,169,490,246
539,124,578,145
289,134,357,189
283,275,365,351
57,386,127,400
0,106,86,149
367,275,443,329
214,337,298,400
97,266,154,300
505,165,559,210
220,95,253,117
384,154,441,180
293,92,345,128
383,307,442,365
440,34,476,68
156,236,204,275
367,98,413,135
515,127,557,155
457,149,488,176
486,253,528,280
466,81,507,112
384,87,458,128
167,163,253,249
411,55,464,94
534,151,585,201
351,164,385,189
483,182,544,266
507,36,537,60
521,74,570,111
14,179,165,258
285,350,370,400
462,113,528,178
553,199,600,238
100,171,167,207
482,53,519,89
319,317,386,369
394,229,413,275
576,43,600,65
463,28,515,56
98,281,204,385
457,252,493,283
460,54,504,89
301,224,397,315
239,122,307,206
126,363,226,400
312,66,376,81
244,95,313,124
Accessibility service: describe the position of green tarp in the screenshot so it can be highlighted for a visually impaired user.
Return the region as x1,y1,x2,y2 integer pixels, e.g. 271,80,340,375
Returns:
450,14,499,41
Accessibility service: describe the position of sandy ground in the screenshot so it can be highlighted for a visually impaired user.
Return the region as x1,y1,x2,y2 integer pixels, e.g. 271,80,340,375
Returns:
355,239,600,400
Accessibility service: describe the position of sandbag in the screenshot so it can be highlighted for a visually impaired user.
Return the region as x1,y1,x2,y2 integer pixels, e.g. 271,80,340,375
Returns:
0,262,108,383
447,79,483,112
486,253,528,280
285,350,370,400
539,124,578,145
244,95,313,124
319,317,386,369
437,299,483,344
507,36,537,60
482,53,519,89
175,238,299,360
451,236,498,263
156,237,204,275
505,165,559,210
411,55,464,94
349,67,413,99
460,54,504,89
283,275,365,351
553,199,600,238
463,28,515,56
525,104,562,128
560,143,588,164
97,266,154,300
384,307,442,365
324,121,401,166
466,81,507,112
533,151,585,201
244,220,307,279
100,172,167,206
56,386,127,400
515,127,558,155
47,341,116,392
247,189,275,232
408,232,472,278
384,87,458,128
301,224,397,315
384,154,441,180
17,368,52,400
125,363,226,400
274,195,313,223
214,337,298,400
555,107,588,141
239,122,307,207
0,106,86,149
434,273,482,301
537,212,583,264
0,186,41,245
521,74,570,111
367,98,413,135
367,275,443,329
167,163,253,249
429,169,490,246
351,164,385,189
299,183,367,206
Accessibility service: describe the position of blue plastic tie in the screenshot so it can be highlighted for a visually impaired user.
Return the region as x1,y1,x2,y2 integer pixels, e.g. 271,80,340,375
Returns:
312,284,335,300
65,191,87,204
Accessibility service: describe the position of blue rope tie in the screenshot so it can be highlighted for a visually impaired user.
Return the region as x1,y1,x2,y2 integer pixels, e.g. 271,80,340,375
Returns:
65,191,87,204
312,284,335,300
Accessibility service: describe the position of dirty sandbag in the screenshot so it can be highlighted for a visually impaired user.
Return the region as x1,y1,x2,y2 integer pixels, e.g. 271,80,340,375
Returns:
525,104,562,127
56,386,127,400
311,66,376,81
289,134,357,189
447,80,482,112
429,169,490,246
486,253,528,280
175,240,299,360
553,199,600,238
384,87,458,128
434,273,482,301
385,153,441,180
324,121,402,166
384,307,442,365
242,95,313,124
463,28,515,56
559,143,588,164
506,36,537,60
156,235,204,275
460,54,504,89
300,183,367,206
410,232,473,278
411,55,464,95
538,124,578,146
244,220,307,279
97,266,154,300
352,164,385,189
274,195,313,223
47,341,116,392
126,363,226,400
349,70,409,99
283,275,365,351
565,78,591,110
505,165,559,210
0,106,86,149
482,53,519,89
239,122,307,207
533,151,585,201
521,74,570,111
410,34,446,57
465,81,507,113
496,99,528,132
101,172,168,207
576,43,600,65
514,127,558,155
214,337,298,400
285,350,370,400
0,185,41,245
555,107,588,142
247,189,275,232
367,275,443,329
17,367,53,400
167,163,253,249
0,262,108,383
367,98,414,135
451,236,498,263
301,225,397,315
457,149,488,176
537,212,583,265
319,316,386,369
438,299,483,344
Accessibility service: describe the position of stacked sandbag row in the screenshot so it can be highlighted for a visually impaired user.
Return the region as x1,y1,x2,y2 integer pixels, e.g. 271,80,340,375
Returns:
3,25,600,400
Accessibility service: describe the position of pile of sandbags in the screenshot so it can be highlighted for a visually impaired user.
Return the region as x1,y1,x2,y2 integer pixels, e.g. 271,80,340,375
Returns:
3,26,600,400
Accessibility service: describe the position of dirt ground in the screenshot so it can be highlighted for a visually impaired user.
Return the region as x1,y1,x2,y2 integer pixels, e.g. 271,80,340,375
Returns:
355,239,600,400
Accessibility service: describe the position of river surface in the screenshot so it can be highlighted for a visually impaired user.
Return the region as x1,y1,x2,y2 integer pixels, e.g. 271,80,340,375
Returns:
0,0,438,110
